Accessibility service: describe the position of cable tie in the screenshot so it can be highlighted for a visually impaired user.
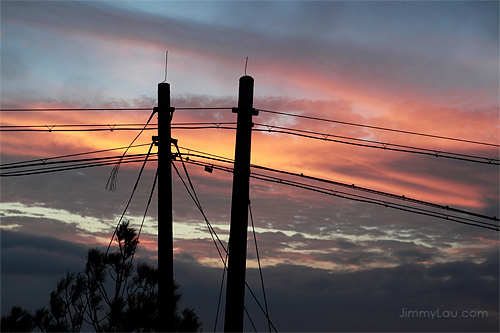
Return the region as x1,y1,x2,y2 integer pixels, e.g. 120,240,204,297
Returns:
108,124,116,132
45,125,55,132
214,123,221,129
266,125,274,132
382,143,388,149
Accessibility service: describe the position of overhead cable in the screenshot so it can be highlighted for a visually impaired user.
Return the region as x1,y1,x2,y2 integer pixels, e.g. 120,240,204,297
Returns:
171,156,278,331
0,143,152,168
177,155,499,231
106,111,156,191
176,150,498,223
252,124,499,165
0,107,232,112
257,109,500,148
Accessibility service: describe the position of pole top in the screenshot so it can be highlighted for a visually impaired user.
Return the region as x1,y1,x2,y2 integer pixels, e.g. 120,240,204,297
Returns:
238,76,254,110
239,75,254,84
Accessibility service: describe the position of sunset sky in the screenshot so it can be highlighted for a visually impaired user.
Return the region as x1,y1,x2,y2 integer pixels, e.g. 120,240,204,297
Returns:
1,1,499,332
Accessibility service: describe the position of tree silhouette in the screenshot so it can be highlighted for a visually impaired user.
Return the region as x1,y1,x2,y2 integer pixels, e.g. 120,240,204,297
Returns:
1,221,202,332
1,307,33,332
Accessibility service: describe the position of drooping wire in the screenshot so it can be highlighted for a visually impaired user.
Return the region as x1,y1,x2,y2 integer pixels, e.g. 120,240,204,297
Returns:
1,153,153,171
171,152,230,332
249,164,499,222
249,201,271,333
0,107,232,112
0,143,152,168
172,152,279,331
179,156,499,232
171,160,227,256
244,281,279,332
105,142,155,256
257,109,500,148
106,111,156,191
249,174,500,231
213,252,228,333
174,149,499,223
244,306,257,333
131,166,159,262
252,124,499,165
0,155,156,177
171,159,233,330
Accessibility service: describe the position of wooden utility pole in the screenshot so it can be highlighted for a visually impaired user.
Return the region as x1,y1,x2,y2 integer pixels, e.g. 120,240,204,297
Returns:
155,82,175,333
224,75,258,332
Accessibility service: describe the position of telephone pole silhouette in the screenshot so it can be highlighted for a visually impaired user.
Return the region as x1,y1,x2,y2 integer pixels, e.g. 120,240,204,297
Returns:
155,82,175,333
155,75,257,332
224,75,258,332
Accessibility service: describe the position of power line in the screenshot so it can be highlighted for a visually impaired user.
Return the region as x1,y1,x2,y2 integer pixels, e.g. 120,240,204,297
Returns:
0,122,236,132
253,124,499,165
0,156,156,177
177,150,498,223
249,202,271,333
0,108,152,112
131,166,159,263
4,122,495,165
0,143,152,167
175,154,499,231
0,153,153,171
249,173,499,231
174,124,499,165
249,164,499,222
106,111,156,191
171,156,278,332
257,109,500,148
4,140,496,227
0,107,232,112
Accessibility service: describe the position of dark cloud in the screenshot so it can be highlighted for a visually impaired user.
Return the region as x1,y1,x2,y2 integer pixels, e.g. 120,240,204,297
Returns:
2,229,87,257
175,250,499,332
1,3,498,331
2,229,497,331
